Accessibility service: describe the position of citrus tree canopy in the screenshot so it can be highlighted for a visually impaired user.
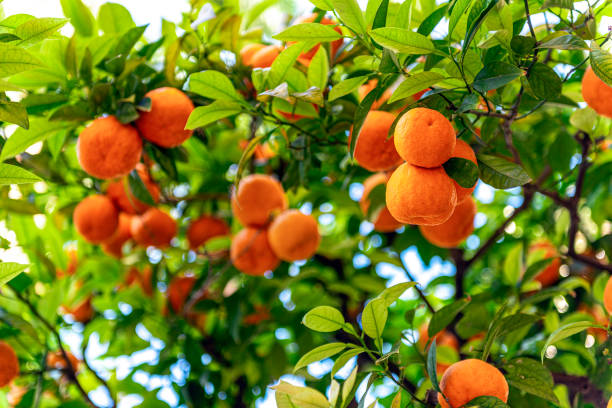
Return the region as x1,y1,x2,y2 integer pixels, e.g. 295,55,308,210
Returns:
0,0,611,407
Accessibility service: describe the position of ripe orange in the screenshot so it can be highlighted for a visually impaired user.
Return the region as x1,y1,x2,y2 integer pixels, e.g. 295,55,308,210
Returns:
419,197,476,248
581,67,612,118
46,351,79,372
268,210,320,261
350,110,403,172
358,79,393,110
248,45,282,68
101,213,133,258
438,359,509,408
293,14,343,64
578,304,609,342
135,87,194,148
230,227,280,275
106,164,161,214
239,139,276,161
360,173,402,232
187,215,230,250
73,195,119,243
124,266,154,296
167,275,196,314
231,174,288,227
131,208,177,248
244,305,271,325
77,116,142,179
528,240,561,287
450,139,478,203
604,275,612,314
394,107,456,168
61,296,93,323
386,163,457,225
0,342,19,387
240,43,266,66
418,324,460,350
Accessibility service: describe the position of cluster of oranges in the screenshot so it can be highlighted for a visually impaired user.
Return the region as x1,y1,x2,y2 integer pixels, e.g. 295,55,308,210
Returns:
240,14,343,69
230,174,320,275
73,87,198,255
352,106,478,248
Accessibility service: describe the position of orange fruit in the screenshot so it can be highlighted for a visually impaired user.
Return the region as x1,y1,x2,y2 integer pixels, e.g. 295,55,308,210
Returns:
101,213,133,258
230,228,280,275
167,275,197,314
292,14,343,65
240,43,266,66
268,210,320,261
582,67,612,118
418,324,459,350
231,174,288,227
187,215,230,250
438,359,509,408
243,305,271,325
106,163,161,214
578,304,609,342
360,173,402,232
248,45,281,68
394,107,456,168
604,275,612,314
419,197,476,248
528,240,561,287
61,296,93,323
358,79,392,110
124,266,154,296
77,116,142,179
239,139,276,161
73,195,119,243
135,87,194,148
46,351,79,372
0,342,19,387
349,110,403,172
450,139,478,203
56,248,78,279
131,208,177,248
386,162,457,225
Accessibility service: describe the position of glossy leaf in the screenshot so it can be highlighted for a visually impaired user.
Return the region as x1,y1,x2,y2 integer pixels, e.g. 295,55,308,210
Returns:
302,306,345,332
0,164,41,185
185,101,242,130
472,62,523,93
477,154,531,189
442,157,478,189
294,343,347,372
274,23,342,42
369,28,435,55
389,71,444,103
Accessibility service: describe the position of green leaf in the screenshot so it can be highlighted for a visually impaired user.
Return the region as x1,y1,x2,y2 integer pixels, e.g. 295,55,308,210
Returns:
362,297,387,341
329,0,367,35
98,2,135,34
449,0,472,37
302,306,345,332
472,62,523,93
189,71,243,102
365,183,386,222
127,169,155,206
307,47,329,90
427,340,442,393
520,258,554,286
570,107,599,133
274,23,342,42
0,262,28,286
528,62,561,100
371,0,389,30
389,71,444,103
308,0,333,11
502,243,523,285
442,157,478,189
540,321,599,362
0,43,41,77
483,313,540,360
0,119,71,162
541,0,574,9
463,0,500,60
112,25,147,56
331,348,364,377
0,79,25,92
377,282,417,307
272,382,329,408
268,42,311,88
510,35,536,55
0,164,41,185
342,364,359,405
477,154,531,189
0,101,28,128
590,44,612,87
462,396,510,407
329,76,368,101
369,28,435,55
185,101,242,130
60,0,95,37
537,35,588,50
428,298,470,338
504,358,559,404
294,343,347,372
14,17,68,47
